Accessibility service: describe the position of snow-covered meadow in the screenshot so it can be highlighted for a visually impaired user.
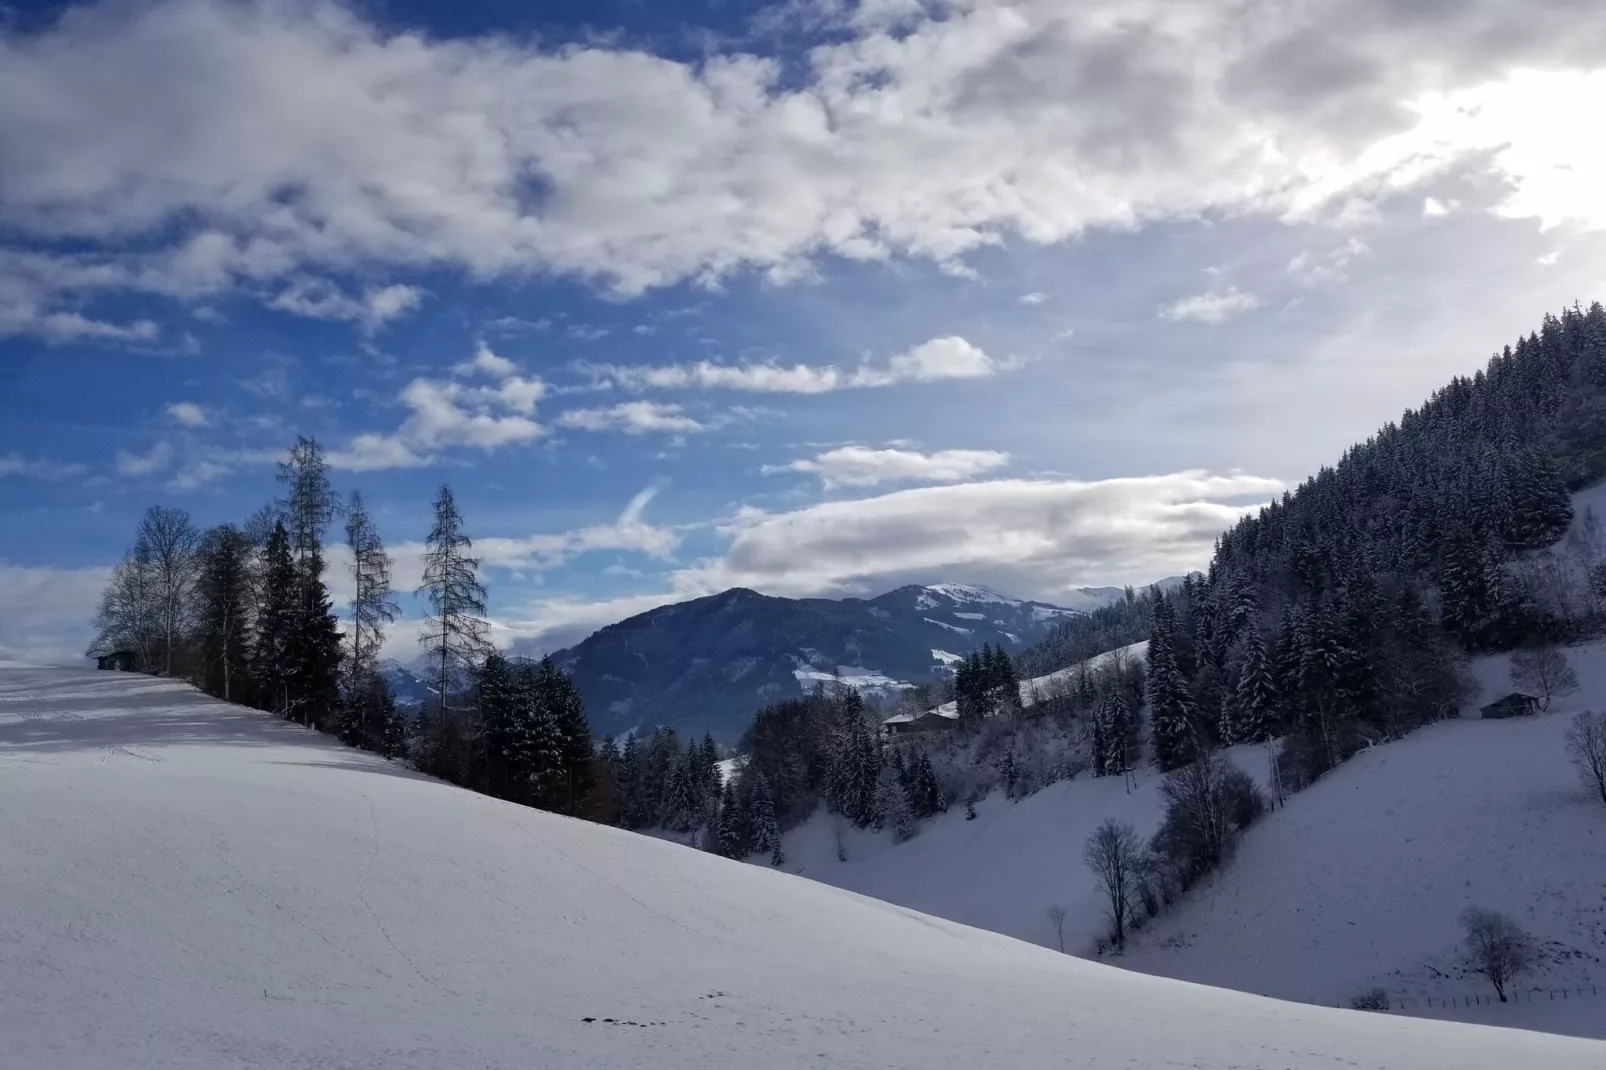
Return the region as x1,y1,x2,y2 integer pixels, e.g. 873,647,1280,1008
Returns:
3,666,1599,1068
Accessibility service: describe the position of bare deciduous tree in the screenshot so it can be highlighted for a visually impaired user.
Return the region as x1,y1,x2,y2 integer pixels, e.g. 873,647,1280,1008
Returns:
1459,907,1535,1002
89,546,161,670
1084,819,1141,952
135,505,200,676
1509,642,1578,712
1565,711,1606,806
1046,904,1067,952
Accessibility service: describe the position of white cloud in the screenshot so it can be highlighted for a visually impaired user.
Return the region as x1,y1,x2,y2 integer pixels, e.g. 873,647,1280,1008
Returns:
114,441,174,476
0,453,88,480
580,336,1007,394
370,486,679,606
1019,291,1046,305
1160,287,1261,325
768,445,1010,487
496,470,1280,654
0,561,110,664
7,1,1602,333
454,341,517,379
556,401,708,435
166,401,209,427
330,348,548,470
1423,197,1449,217
268,278,424,333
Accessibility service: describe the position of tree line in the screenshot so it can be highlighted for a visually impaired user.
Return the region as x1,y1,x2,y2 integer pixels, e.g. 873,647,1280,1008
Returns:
89,435,608,822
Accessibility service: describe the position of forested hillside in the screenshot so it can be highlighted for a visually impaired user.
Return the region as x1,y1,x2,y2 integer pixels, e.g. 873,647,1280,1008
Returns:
1146,303,1606,787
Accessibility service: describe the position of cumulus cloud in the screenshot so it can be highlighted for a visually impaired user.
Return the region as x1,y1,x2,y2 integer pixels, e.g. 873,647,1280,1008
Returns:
768,445,1010,487
0,453,88,480
5,0,1601,335
580,336,1008,394
1019,292,1046,305
1160,287,1261,324
0,562,109,664
268,278,424,333
497,470,1280,653
114,441,175,476
166,401,209,427
331,346,547,470
556,401,708,435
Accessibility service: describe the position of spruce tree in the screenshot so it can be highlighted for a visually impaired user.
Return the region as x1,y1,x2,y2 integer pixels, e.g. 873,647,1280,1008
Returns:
1230,627,1277,743
252,520,296,717
748,772,782,866
715,780,747,858
476,653,519,798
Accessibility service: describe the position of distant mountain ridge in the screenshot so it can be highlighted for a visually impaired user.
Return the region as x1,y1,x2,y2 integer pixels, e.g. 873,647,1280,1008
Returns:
546,582,1107,743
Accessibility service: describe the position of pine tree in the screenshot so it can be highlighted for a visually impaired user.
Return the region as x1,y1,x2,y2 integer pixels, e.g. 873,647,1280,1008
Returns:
748,772,782,866
416,484,491,769
715,780,747,858
195,524,253,704
252,520,296,716
476,652,519,798
283,542,343,730
1229,627,1277,743
909,752,945,817
874,765,916,842
1147,596,1197,771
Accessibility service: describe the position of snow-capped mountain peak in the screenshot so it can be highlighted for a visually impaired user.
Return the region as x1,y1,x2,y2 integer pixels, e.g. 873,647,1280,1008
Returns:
922,582,1021,606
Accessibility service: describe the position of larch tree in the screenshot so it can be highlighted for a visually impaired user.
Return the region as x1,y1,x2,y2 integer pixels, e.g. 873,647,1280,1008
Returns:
344,491,398,683
416,484,491,746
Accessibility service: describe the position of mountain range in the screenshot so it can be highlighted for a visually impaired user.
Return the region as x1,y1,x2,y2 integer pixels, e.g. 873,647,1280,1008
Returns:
384,579,1185,742
544,581,1107,743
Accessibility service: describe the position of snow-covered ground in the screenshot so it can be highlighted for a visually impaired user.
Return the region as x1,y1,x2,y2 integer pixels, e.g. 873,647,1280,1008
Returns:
3,667,1599,1068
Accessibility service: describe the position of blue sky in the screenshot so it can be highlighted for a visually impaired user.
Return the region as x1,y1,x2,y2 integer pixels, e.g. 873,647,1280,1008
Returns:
4,0,1606,662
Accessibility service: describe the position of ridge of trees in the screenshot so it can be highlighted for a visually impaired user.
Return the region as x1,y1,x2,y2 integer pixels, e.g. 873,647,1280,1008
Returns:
89,436,609,825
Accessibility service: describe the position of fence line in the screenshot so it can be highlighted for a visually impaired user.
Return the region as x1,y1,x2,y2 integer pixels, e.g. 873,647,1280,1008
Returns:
1332,984,1600,1012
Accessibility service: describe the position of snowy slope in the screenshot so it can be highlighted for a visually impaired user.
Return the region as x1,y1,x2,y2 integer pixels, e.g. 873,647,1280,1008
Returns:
2,668,1599,1068
778,740,1275,954
1112,641,1606,1034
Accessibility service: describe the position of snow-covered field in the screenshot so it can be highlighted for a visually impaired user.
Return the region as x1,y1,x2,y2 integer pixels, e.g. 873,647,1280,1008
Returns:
3,667,1599,1068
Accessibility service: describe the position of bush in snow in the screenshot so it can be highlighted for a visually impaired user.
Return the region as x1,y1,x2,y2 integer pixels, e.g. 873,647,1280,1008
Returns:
1151,754,1265,888
1564,711,1606,807
1347,988,1391,1012
1459,907,1536,1003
